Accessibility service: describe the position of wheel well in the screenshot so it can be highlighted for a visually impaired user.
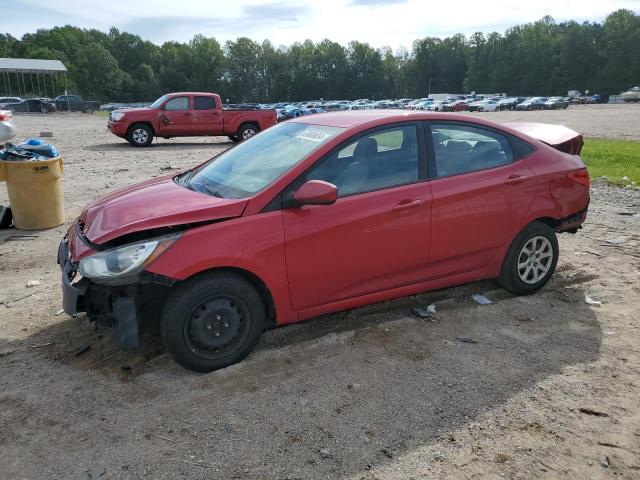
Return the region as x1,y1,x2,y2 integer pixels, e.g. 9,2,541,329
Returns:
533,217,560,229
185,267,276,324
127,122,155,136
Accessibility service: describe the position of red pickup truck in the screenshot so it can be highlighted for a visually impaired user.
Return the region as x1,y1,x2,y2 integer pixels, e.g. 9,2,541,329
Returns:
107,92,277,147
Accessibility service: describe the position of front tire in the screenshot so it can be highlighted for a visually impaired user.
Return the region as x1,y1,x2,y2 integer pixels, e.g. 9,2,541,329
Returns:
499,222,558,295
228,135,240,143
161,272,265,373
126,123,154,147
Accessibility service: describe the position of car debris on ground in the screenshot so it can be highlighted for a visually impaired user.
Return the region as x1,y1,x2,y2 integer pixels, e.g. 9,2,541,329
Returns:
412,303,437,320
584,294,602,306
471,293,493,305
456,336,479,344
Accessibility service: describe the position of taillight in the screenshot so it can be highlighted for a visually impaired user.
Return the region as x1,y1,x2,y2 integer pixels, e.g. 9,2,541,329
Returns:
567,169,590,187
0,110,12,121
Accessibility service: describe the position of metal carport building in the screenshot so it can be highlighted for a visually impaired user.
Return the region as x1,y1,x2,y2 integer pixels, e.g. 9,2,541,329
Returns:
0,58,68,99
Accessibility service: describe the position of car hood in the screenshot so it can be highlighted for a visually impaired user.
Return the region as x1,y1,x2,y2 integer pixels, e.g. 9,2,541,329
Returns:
80,175,248,245
114,107,151,115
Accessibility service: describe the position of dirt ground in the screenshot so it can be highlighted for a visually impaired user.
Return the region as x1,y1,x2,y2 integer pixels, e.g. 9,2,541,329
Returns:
0,105,639,480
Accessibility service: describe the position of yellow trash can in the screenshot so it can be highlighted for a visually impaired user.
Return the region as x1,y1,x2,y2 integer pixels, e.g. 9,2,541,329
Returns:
0,157,65,230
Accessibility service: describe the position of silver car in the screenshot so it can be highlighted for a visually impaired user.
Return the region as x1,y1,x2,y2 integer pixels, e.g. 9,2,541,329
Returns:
0,110,16,143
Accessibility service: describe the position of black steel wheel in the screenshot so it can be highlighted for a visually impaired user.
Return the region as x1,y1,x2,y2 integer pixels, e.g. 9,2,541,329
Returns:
162,272,265,372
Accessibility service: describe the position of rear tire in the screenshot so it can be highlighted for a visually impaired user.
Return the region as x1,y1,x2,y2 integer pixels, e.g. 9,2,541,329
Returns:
237,124,258,141
161,272,265,373
126,123,153,147
499,221,558,295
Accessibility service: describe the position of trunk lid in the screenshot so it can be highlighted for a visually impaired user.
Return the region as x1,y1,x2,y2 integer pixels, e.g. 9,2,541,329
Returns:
506,122,584,155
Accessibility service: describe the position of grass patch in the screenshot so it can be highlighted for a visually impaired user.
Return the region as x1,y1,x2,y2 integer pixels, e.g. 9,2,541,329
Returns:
582,138,640,187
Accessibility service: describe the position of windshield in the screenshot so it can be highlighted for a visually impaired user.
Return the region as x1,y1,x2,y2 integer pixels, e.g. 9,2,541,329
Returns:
149,94,169,109
186,122,344,198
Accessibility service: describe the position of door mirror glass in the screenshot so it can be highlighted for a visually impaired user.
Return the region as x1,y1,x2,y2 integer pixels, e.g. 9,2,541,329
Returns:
293,180,337,206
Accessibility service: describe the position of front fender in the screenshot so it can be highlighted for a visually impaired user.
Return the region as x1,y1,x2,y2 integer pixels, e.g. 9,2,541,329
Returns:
145,211,297,324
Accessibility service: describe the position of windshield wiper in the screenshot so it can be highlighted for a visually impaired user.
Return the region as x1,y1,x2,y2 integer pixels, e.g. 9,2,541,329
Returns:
198,180,225,198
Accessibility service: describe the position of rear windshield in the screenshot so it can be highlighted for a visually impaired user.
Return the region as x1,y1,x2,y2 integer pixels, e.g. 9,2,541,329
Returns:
187,122,344,198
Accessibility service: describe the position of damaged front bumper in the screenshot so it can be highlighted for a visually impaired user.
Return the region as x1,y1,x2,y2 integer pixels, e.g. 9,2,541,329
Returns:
58,238,173,350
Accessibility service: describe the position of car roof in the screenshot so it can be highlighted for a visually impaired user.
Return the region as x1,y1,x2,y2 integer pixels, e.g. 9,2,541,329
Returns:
287,110,509,130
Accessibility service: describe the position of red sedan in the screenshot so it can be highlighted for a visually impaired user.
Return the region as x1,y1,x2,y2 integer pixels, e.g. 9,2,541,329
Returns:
59,111,590,372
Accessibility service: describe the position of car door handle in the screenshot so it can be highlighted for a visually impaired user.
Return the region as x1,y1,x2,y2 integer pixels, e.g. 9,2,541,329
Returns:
392,199,424,211
504,174,527,185
184,112,192,116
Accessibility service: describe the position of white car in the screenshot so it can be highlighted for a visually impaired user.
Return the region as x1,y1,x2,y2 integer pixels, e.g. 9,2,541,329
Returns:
426,101,447,111
0,110,16,143
469,99,498,112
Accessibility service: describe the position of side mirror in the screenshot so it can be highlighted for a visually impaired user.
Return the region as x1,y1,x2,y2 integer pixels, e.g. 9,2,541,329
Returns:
293,180,337,206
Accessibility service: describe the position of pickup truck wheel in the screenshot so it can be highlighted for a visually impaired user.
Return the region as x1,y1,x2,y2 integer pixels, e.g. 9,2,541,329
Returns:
126,124,154,147
237,124,258,141
161,272,265,373
228,135,240,143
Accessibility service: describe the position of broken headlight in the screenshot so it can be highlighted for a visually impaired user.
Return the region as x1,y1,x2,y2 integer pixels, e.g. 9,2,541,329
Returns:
79,235,179,280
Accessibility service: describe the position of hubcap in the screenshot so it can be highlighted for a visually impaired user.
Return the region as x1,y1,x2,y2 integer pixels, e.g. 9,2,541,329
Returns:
517,236,553,285
132,128,148,144
184,296,249,359
242,128,256,140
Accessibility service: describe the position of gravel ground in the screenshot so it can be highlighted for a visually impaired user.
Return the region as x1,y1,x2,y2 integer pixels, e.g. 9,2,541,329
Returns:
0,106,639,479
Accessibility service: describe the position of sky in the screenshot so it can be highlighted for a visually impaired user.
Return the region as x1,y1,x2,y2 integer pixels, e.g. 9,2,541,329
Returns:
3,0,638,50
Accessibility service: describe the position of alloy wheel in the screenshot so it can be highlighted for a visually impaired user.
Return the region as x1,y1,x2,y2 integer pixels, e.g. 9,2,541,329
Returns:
132,128,148,144
242,128,256,140
517,236,553,284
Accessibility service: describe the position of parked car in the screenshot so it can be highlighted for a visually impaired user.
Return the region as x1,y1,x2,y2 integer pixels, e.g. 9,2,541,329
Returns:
3,98,56,113
543,97,569,110
468,99,498,112
516,97,548,110
108,92,277,146
54,95,100,113
323,103,344,111
497,97,526,110
442,100,468,112
410,99,433,110
0,109,16,142
406,98,429,109
0,96,22,108
586,94,608,104
426,100,447,111
621,86,640,102
59,110,590,372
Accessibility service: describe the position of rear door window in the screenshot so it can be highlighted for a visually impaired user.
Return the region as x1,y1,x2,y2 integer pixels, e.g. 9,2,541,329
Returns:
430,124,514,177
194,96,216,110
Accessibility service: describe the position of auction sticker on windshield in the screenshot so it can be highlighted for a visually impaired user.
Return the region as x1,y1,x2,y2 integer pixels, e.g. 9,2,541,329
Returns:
296,128,333,143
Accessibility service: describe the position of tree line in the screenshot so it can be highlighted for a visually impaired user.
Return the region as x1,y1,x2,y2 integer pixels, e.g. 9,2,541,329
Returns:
0,9,638,103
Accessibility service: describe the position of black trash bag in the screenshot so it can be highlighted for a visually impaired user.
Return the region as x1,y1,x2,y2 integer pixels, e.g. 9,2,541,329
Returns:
0,205,12,229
